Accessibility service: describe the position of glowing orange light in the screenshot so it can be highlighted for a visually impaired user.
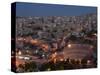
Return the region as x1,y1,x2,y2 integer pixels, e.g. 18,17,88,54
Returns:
18,51,21,55
87,60,91,64
42,44,48,50
30,39,38,44
93,33,97,36
60,58,63,61
54,58,57,63
54,52,57,55
68,44,71,48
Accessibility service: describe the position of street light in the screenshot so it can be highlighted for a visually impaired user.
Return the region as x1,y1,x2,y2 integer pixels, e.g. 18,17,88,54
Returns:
54,52,57,55
42,54,45,57
68,44,71,48
93,33,97,36
87,60,91,64
18,51,22,55
47,68,51,71
60,58,63,61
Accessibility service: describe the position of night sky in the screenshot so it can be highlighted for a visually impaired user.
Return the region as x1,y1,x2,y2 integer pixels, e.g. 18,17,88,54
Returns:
15,2,97,16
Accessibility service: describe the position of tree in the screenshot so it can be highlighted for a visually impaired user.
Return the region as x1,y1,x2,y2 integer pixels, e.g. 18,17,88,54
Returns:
18,62,37,72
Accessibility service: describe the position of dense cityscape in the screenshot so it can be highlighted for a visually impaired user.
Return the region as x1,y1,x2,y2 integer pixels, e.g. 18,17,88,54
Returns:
11,13,97,72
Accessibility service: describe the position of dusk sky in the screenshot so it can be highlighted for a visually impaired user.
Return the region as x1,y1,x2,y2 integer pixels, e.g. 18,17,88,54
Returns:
16,2,97,16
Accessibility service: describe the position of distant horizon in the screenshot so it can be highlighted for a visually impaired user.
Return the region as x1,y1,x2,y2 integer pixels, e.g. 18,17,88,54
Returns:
16,12,96,17
15,2,97,17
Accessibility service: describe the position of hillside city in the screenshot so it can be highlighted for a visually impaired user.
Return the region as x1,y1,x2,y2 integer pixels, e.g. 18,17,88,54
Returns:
12,13,97,72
